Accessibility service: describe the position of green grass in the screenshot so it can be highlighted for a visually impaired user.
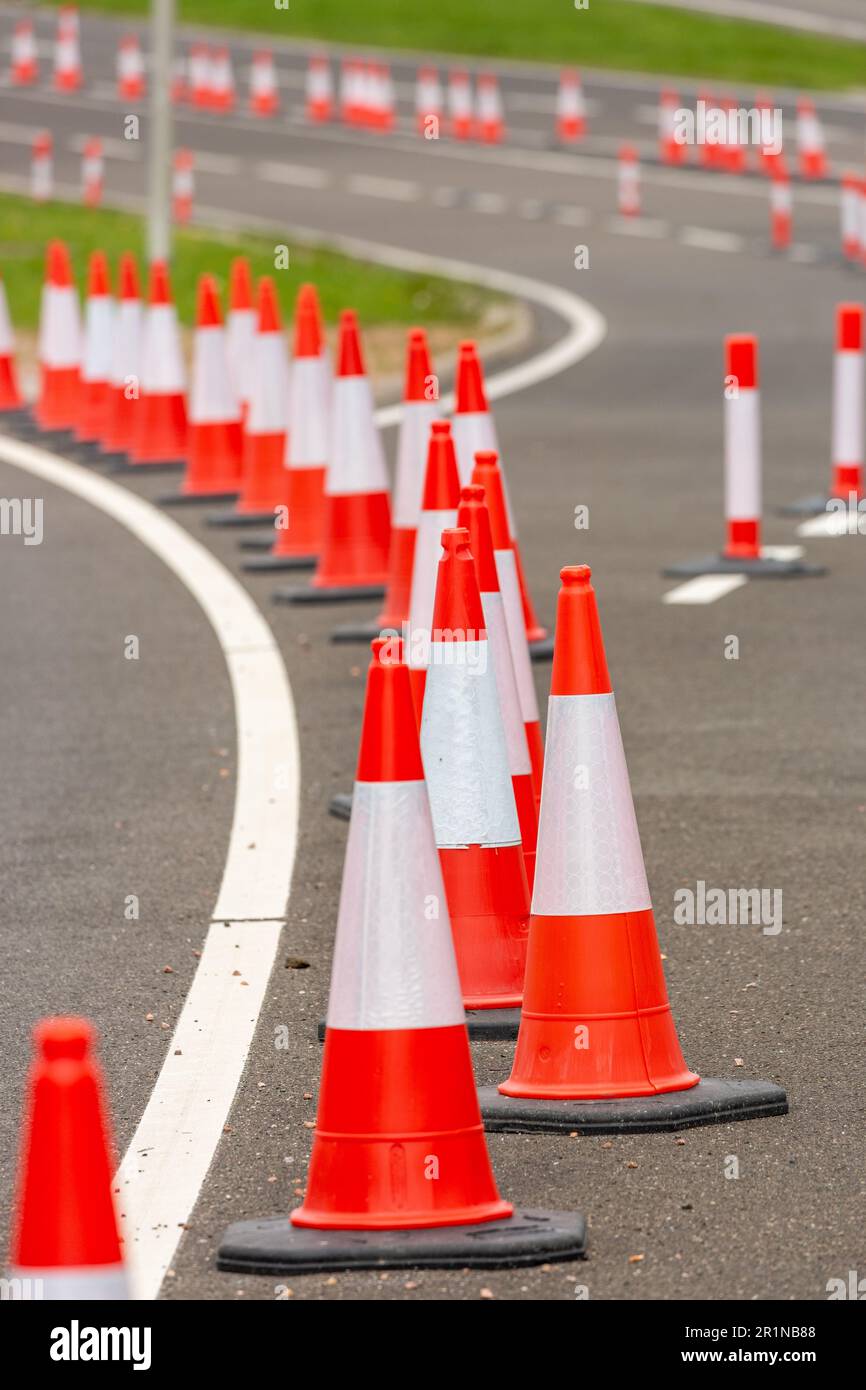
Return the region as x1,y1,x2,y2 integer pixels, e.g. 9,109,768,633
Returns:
0,192,498,333
45,0,866,90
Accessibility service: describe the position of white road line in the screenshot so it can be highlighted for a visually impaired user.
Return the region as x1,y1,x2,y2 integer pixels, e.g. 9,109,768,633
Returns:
347,172,421,201
679,225,745,252
663,574,749,604
518,198,546,220
788,243,821,264
796,510,855,538
191,151,242,177
0,118,43,143
0,433,300,1302
256,159,330,189
608,215,669,237
763,543,805,561
431,185,461,206
470,190,508,215
554,205,590,226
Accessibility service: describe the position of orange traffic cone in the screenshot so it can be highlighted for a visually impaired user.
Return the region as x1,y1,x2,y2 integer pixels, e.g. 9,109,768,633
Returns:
797,97,827,179
210,47,236,112
117,34,145,100
219,640,586,1273
420,528,530,1032
452,342,550,655
416,66,443,135
54,10,83,91
306,55,333,121
35,241,81,432
0,272,23,411
448,70,474,139
659,87,686,165
76,250,113,444
172,149,194,224
189,43,211,107
101,251,142,459
81,136,104,207
130,260,187,467
458,485,538,892
170,275,242,500
11,20,38,85
8,1018,129,1299
480,567,789,1134
556,70,585,143
275,309,390,603
249,49,279,116
477,73,504,143
235,278,289,517
226,257,256,421
403,419,462,717
31,131,53,202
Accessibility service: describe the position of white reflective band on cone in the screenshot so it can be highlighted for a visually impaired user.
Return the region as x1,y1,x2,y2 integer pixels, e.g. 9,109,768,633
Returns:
141,304,185,392
859,193,866,249
421,640,521,848
226,310,257,408
247,333,289,435
190,327,239,424
481,591,531,774
110,301,142,388
406,507,456,669
81,299,114,383
832,352,863,466
724,388,761,522
451,410,497,487
39,287,80,369
495,546,540,723
0,285,15,354
288,355,329,468
841,187,859,245
533,693,651,917
328,376,389,495
393,399,440,527
326,780,464,1031
6,1265,130,1300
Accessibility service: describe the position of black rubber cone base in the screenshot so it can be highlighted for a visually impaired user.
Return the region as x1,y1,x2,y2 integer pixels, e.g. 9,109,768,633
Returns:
777,493,837,518
158,489,239,506
529,635,555,662
317,1007,520,1043
111,457,184,475
663,554,826,578
328,792,352,820
330,619,398,644
479,1076,788,1135
242,552,316,573
205,508,277,528
273,583,386,605
217,1208,587,1276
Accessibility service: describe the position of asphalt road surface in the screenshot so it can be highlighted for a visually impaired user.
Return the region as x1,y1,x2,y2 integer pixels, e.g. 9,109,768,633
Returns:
0,7,863,1302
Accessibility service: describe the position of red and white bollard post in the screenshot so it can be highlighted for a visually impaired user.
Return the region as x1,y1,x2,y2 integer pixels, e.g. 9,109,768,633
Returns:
32,133,54,203
172,149,194,224
769,162,792,251
81,137,104,207
840,173,860,262
617,144,640,217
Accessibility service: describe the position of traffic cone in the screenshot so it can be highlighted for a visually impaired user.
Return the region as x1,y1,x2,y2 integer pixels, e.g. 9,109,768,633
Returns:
275,309,390,603
664,336,825,577
225,256,256,420
448,70,474,139
32,132,53,203
698,89,719,168
210,47,235,112
416,65,443,136
479,567,789,1134
421,527,530,1029
618,143,640,217
769,161,792,251
172,149,194,224
11,20,38,85
0,273,23,411
339,59,360,124
722,96,746,173
780,303,865,517
117,34,145,100
306,55,333,121
76,251,113,444
841,173,860,262
755,95,781,175
229,278,289,521
797,98,827,179
219,640,586,1274
171,55,187,105
81,136,103,208
471,451,543,800
130,260,187,467
477,73,504,143
556,70,585,143
173,275,242,499
189,43,211,107
457,485,538,893
373,63,396,132
249,49,278,115
452,342,549,655
35,241,80,433
405,420,462,715
659,88,685,165
54,11,83,91
7,1018,129,1299
101,252,142,458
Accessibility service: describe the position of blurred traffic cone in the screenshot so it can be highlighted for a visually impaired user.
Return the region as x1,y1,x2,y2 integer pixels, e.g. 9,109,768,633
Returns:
11,20,38,85
117,34,145,100
54,12,82,91
171,55,187,104
448,70,474,139
249,49,279,115
781,303,864,517
722,97,746,173
276,310,390,602
0,273,23,411
210,47,235,112
841,173,860,261
477,73,504,143
8,1018,129,1299
218,640,586,1273
189,43,211,107
306,55,333,121
665,336,824,576
76,251,113,443
405,420,462,714
556,70,585,143
172,149,194,223
471,451,543,799
226,257,256,419
416,65,443,136
235,278,290,518
659,88,685,165
101,251,141,457
32,132,53,203
618,143,640,216
770,161,792,251
479,567,788,1133
339,59,359,124
421,528,530,1020
81,137,103,207
797,98,827,179
755,95,781,174
373,63,396,131
35,241,80,432
458,485,538,892
130,260,187,466
452,342,549,653
177,275,242,498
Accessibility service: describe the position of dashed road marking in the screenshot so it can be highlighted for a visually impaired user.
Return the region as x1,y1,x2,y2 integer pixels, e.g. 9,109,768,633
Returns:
347,172,421,201
608,215,669,237
256,159,331,188
663,574,749,604
679,225,745,252
470,190,509,214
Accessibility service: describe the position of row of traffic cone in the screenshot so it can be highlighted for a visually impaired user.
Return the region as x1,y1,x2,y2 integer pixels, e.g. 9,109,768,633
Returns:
657,90,827,180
